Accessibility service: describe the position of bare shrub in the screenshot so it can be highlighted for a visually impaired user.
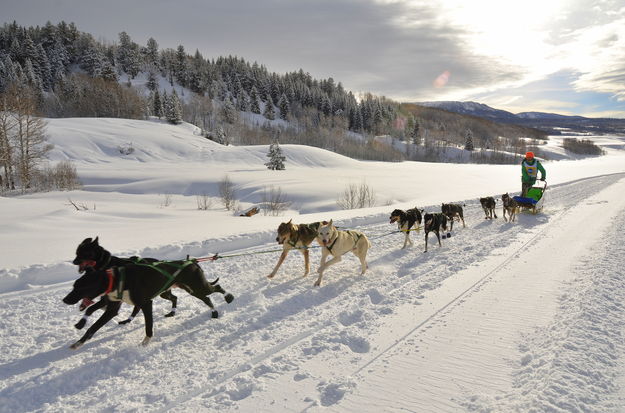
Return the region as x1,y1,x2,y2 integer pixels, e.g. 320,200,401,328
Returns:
261,185,292,216
67,198,92,211
562,138,604,155
34,161,82,191
160,193,173,208
219,175,237,210
196,193,213,210
337,182,376,210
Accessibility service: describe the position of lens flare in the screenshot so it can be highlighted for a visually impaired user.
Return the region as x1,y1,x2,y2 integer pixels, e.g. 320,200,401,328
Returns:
433,70,450,88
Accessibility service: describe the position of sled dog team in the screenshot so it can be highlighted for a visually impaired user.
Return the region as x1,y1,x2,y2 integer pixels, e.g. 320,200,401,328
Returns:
63,194,519,349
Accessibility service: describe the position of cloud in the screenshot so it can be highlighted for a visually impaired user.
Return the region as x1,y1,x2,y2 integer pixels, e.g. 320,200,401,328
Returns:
2,0,625,116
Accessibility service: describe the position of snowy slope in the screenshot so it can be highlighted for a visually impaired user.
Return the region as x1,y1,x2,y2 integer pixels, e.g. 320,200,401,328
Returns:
1,118,625,412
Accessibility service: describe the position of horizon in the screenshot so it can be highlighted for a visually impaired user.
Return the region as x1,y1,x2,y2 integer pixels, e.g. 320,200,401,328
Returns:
3,0,625,118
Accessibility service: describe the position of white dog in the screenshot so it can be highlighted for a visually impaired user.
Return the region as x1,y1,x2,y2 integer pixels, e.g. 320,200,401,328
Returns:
314,220,371,286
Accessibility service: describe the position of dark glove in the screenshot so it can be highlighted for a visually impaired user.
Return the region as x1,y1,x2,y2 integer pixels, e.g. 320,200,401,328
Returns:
540,178,545,181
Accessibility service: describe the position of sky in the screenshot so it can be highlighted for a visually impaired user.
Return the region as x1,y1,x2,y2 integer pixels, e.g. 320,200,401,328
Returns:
2,0,625,118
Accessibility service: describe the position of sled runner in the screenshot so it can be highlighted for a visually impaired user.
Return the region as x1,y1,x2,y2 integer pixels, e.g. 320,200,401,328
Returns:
513,180,547,214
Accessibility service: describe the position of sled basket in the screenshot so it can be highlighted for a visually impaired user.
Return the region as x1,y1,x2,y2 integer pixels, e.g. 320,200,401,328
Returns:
513,181,547,213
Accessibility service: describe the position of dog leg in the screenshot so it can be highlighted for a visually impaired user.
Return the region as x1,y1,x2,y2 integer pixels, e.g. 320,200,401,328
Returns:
402,231,410,249
268,250,289,278
161,290,178,317
140,300,154,345
303,249,310,276
436,231,442,247
424,232,429,253
119,305,140,325
71,302,121,349
315,255,342,286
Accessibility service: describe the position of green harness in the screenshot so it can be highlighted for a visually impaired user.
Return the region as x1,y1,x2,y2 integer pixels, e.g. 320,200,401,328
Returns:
112,257,197,300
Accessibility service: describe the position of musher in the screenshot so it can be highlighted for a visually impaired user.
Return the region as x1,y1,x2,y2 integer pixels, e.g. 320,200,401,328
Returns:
521,151,546,197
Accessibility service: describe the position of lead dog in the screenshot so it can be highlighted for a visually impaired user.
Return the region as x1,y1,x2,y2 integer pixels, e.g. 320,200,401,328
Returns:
479,197,497,219
63,237,234,349
501,193,518,222
441,203,466,230
389,207,423,249
268,220,322,279
423,212,449,252
315,220,370,286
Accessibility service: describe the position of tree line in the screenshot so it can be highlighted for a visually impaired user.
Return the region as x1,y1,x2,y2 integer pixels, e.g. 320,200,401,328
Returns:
0,21,548,167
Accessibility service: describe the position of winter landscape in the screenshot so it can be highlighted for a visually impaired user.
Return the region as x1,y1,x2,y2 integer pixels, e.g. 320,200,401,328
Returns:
2,2,625,412
1,117,625,412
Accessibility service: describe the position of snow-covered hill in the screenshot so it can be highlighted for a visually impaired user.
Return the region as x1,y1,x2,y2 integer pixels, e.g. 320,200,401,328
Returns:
1,118,625,412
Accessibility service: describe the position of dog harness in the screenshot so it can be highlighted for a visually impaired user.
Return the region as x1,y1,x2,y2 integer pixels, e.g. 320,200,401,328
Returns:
105,259,197,301
325,230,363,254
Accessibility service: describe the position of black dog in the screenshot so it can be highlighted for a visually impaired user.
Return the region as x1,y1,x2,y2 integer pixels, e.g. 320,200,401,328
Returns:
74,288,178,330
389,207,423,249
63,237,234,349
423,213,449,252
441,203,466,231
479,197,497,219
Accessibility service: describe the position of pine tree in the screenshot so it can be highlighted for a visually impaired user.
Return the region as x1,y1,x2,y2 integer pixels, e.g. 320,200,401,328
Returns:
265,138,286,170
263,95,275,120
152,89,163,118
165,89,182,124
278,93,290,120
465,129,475,151
411,118,421,145
250,86,261,114
221,95,237,124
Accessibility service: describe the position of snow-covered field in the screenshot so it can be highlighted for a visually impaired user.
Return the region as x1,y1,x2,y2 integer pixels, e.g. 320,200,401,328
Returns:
1,118,625,412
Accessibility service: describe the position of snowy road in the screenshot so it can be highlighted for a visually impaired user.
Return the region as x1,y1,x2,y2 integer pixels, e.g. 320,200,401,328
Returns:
1,173,625,412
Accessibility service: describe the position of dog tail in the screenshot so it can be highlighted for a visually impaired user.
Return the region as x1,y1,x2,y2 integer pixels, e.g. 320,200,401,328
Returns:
210,277,220,285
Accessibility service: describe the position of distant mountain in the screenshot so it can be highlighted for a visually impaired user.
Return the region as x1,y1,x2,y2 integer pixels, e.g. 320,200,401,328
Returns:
419,101,519,122
418,101,625,135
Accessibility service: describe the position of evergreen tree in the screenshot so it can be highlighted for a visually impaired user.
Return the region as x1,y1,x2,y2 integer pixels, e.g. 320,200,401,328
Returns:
465,129,475,151
146,70,158,91
411,118,421,145
278,93,290,120
263,95,275,120
221,95,237,124
164,89,182,124
152,89,163,118
250,86,261,114
265,138,286,170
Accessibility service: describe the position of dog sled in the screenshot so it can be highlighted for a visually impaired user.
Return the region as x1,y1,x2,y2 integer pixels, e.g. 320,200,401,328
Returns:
513,180,547,214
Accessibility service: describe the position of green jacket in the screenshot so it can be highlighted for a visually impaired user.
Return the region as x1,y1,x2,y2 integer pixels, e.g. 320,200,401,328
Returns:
521,158,546,184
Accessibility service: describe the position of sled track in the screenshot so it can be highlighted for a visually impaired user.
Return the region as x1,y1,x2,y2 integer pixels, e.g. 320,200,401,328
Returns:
1,173,623,413
153,174,623,412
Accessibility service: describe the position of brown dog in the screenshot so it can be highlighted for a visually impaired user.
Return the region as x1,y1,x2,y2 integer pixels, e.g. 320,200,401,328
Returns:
479,197,497,219
501,193,518,222
268,220,321,278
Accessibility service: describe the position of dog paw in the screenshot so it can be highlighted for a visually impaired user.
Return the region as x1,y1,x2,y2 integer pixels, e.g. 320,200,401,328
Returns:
70,341,84,350
74,319,86,330
164,311,176,318
224,293,234,304
118,319,132,325
211,310,219,318
141,336,151,346
267,273,275,279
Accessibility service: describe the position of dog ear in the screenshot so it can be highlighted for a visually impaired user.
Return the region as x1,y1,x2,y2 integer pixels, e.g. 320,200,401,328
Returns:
92,236,99,246
328,219,333,226
288,219,292,224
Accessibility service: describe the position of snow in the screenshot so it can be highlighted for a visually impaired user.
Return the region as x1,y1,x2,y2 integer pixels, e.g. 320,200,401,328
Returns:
1,117,625,412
